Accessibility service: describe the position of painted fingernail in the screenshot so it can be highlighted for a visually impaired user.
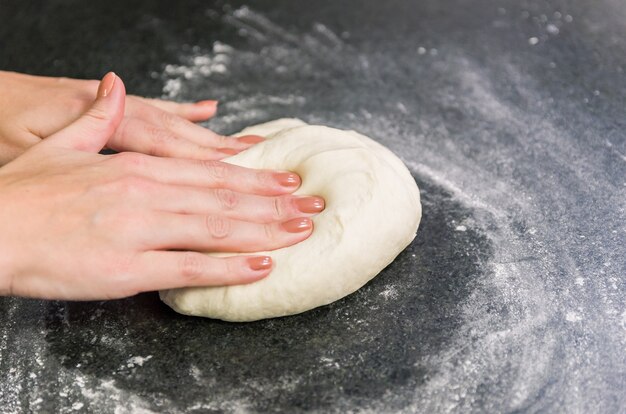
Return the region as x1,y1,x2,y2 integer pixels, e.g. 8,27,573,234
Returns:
275,172,300,188
218,148,239,155
281,217,313,233
97,72,116,98
248,256,272,271
195,100,218,109
237,135,265,145
294,196,325,213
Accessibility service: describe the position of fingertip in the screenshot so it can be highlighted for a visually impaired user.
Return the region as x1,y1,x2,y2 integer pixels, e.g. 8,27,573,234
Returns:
99,71,126,101
252,171,301,197
247,255,273,271
97,72,117,98
237,135,265,145
236,256,272,284
43,71,125,152
173,100,218,122
293,196,325,214
96,71,126,125
274,171,301,191
217,147,240,156
195,100,218,109
190,100,218,120
280,217,313,233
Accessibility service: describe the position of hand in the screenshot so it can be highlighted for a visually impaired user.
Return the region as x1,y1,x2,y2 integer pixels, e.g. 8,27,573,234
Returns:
0,70,263,165
0,73,324,300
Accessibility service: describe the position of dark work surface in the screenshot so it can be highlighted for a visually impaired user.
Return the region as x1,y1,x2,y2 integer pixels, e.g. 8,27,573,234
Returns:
1,0,625,413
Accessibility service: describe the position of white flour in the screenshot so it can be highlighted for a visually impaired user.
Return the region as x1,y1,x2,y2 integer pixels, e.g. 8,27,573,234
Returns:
152,5,624,413
1,3,624,414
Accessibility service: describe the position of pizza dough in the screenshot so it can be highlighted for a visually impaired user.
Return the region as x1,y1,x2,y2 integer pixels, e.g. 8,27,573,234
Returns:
159,119,421,321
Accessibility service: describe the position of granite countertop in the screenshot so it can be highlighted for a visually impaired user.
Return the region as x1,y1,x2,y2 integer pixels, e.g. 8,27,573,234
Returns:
1,0,624,412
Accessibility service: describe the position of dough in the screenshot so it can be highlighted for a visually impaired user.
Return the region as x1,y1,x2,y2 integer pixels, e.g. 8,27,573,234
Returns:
159,119,421,321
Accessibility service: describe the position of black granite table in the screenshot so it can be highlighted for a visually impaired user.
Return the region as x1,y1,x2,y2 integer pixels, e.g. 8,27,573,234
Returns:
1,0,625,412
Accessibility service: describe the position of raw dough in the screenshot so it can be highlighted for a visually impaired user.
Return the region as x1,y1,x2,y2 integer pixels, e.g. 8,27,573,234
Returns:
159,119,421,321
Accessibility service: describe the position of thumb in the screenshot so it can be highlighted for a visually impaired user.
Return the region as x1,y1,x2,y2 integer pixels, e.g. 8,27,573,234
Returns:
43,72,126,152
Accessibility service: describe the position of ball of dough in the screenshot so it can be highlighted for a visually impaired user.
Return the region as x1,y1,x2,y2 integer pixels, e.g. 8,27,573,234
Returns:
159,119,421,321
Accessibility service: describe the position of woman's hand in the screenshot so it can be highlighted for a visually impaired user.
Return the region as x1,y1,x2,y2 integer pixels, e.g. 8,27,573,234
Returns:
0,73,324,300
0,70,262,165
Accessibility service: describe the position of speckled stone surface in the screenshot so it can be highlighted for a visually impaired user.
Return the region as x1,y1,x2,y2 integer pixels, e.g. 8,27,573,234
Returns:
0,1,624,413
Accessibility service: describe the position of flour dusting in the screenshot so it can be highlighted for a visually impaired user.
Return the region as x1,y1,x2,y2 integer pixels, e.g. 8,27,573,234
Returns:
1,2,624,413
152,5,624,412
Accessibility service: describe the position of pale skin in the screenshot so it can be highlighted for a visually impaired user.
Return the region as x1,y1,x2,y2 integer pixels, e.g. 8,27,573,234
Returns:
0,71,324,300
0,70,264,164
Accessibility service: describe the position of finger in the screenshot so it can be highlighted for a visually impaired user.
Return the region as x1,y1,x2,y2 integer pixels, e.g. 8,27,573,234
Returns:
131,96,218,121
137,103,261,150
132,252,272,291
110,118,234,160
145,214,313,252
110,152,301,196
153,185,325,222
43,72,125,152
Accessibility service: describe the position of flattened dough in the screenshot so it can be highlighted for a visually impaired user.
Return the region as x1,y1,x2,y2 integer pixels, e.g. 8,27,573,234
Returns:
160,119,421,321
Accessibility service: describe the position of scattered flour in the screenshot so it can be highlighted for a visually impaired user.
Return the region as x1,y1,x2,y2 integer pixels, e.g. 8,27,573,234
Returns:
1,4,623,414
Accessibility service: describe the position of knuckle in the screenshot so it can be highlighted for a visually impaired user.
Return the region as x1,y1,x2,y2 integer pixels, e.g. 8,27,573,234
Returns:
145,125,178,156
159,110,185,130
179,252,205,281
205,215,231,239
146,124,173,143
259,171,276,187
263,223,276,241
222,258,237,278
87,107,113,123
113,152,148,170
85,107,116,136
201,160,227,182
214,189,239,210
272,197,284,220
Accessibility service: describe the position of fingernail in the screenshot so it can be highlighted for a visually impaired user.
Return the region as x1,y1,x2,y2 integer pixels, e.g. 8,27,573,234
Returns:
218,147,239,155
281,217,313,233
293,196,325,213
237,135,265,145
248,256,272,271
195,100,218,109
97,72,117,98
275,172,300,188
